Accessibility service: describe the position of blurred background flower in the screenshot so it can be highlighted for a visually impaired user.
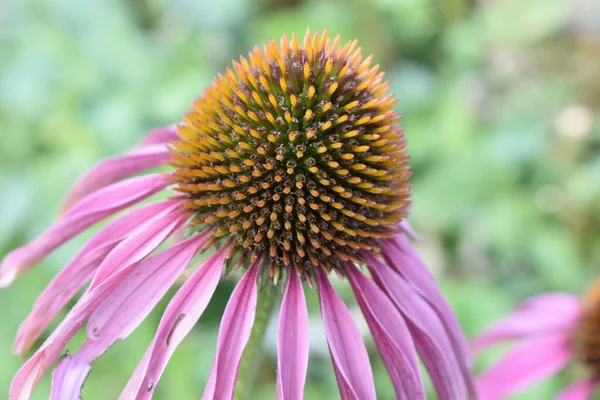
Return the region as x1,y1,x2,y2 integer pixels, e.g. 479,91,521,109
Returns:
0,0,598,398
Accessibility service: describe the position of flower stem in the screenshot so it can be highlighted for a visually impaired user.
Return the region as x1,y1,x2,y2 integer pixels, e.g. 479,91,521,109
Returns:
235,282,281,399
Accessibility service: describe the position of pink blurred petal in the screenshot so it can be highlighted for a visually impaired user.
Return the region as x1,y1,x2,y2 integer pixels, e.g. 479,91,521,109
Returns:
136,125,178,147
382,236,475,393
276,272,309,400
120,246,229,400
13,201,181,357
48,235,209,400
316,271,376,400
61,145,172,213
399,220,423,241
0,173,169,288
346,263,425,399
477,333,572,400
367,256,468,400
555,379,596,400
473,293,581,353
202,262,261,400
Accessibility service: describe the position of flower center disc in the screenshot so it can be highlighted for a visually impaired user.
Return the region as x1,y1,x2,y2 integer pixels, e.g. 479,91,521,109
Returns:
169,30,411,276
573,282,600,378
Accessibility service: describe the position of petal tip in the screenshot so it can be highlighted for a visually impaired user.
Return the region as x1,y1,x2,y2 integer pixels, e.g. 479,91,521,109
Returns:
0,262,18,288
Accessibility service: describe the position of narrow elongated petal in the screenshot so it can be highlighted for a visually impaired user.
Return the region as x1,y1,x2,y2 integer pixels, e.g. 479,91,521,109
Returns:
49,235,209,400
477,334,572,400
202,263,261,400
86,228,205,340
0,173,169,287
50,355,89,400
555,379,596,400
10,234,206,400
10,265,136,399
367,256,467,400
316,271,376,400
13,201,181,356
136,125,178,147
473,293,581,352
276,272,309,400
120,246,229,400
88,205,188,290
382,236,474,392
399,220,422,241
61,145,172,212
346,264,425,399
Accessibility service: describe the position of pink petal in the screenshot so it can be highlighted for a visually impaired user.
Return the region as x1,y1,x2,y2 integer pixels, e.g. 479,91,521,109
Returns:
555,379,596,400
61,145,172,213
0,173,169,287
120,246,229,400
49,235,210,400
13,201,181,357
276,272,309,400
346,263,425,399
50,355,90,400
399,220,423,241
202,262,261,400
10,263,139,399
367,255,468,400
315,271,376,400
136,125,178,147
477,333,573,400
87,203,187,290
473,293,581,353
382,236,475,393
87,234,208,341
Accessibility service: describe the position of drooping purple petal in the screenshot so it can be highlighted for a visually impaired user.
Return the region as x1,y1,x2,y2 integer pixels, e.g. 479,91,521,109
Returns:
136,125,178,147
276,272,309,400
9,234,206,400
87,204,188,290
473,293,581,353
315,271,376,400
346,263,425,399
10,264,138,399
477,333,573,400
381,236,475,393
366,255,468,400
86,231,206,340
0,173,169,288
399,220,422,241
48,235,209,400
555,379,596,400
202,262,261,400
120,246,229,400
13,201,182,357
61,145,172,213
50,355,89,400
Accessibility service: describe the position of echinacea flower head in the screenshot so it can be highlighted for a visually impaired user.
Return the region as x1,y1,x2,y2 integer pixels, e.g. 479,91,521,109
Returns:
169,31,410,278
1,29,472,400
473,281,600,400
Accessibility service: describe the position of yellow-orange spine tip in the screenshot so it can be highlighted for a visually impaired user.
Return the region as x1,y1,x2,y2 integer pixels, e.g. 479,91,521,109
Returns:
170,29,411,278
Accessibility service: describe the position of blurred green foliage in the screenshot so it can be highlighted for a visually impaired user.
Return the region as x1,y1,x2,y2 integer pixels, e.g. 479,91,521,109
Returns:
1,0,599,398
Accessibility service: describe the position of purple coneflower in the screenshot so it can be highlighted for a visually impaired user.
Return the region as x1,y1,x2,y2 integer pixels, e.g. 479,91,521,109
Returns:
2,29,473,399
473,283,600,399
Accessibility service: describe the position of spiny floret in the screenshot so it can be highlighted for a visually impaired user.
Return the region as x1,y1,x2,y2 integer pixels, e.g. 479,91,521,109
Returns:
169,29,411,277
573,282,600,377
